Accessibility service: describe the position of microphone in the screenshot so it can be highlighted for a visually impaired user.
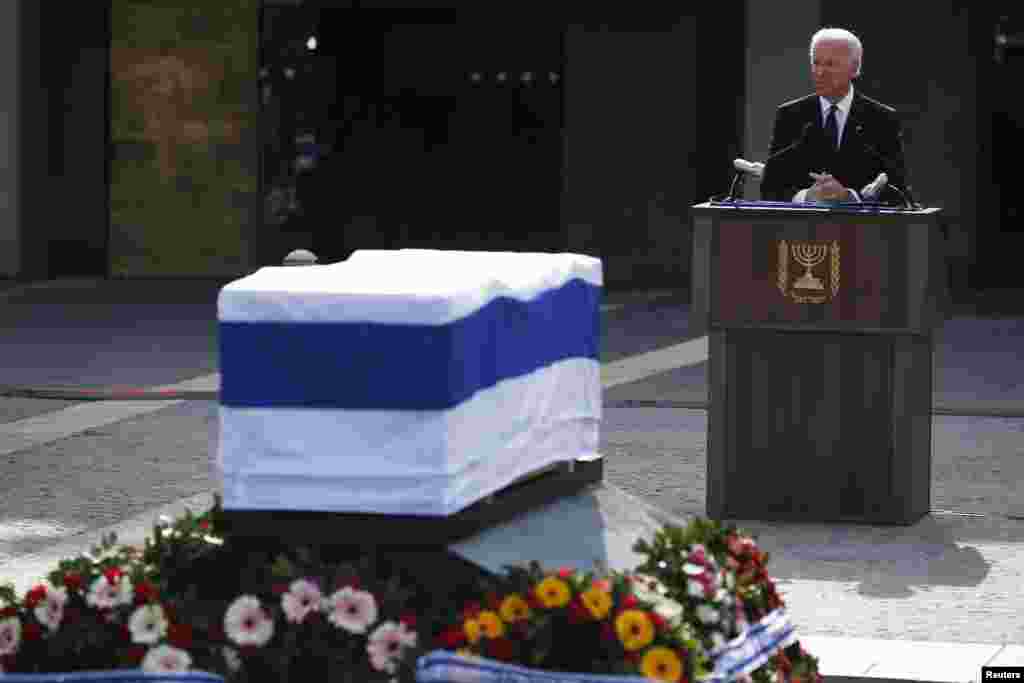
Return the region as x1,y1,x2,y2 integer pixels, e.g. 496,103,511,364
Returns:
861,172,888,200
733,158,765,180
854,125,919,209
717,123,813,202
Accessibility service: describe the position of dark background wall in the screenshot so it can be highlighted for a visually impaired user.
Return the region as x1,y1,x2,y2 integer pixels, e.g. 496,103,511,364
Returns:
19,1,110,279
9,0,1020,293
818,2,994,292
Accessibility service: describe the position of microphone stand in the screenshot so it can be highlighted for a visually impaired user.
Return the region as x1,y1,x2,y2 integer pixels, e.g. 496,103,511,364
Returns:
725,172,744,202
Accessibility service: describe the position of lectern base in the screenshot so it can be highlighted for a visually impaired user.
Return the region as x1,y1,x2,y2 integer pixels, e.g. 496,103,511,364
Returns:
706,329,932,525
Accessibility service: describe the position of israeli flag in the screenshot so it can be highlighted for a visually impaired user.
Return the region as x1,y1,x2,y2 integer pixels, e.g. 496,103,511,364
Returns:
216,250,602,516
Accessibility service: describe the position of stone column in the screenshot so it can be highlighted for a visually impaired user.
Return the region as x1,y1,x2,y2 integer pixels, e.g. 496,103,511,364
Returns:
0,0,20,278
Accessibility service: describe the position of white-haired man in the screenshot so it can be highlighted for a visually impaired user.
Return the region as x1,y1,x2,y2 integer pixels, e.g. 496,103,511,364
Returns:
761,27,911,205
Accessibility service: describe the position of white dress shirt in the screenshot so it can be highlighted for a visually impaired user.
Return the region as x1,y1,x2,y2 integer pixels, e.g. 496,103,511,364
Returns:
793,86,860,202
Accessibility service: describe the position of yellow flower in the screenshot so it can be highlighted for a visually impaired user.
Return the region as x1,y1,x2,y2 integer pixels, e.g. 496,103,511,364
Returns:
640,646,683,682
463,618,481,645
615,609,655,651
477,610,506,639
534,576,571,609
499,594,531,623
581,586,613,620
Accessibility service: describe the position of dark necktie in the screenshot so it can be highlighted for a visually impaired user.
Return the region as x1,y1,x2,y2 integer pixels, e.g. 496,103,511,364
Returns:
824,104,839,151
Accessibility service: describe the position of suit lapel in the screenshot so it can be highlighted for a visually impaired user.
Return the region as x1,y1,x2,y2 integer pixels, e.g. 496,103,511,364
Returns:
807,95,824,135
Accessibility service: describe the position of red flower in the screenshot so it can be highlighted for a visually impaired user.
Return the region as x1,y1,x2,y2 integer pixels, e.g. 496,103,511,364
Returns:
621,595,639,610
557,566,575,579
168,623,194,649
103,567,122,585
335,576,360,590
567,597,590,624
134,581,159,605
511,620,530,639
126,646,147,664
271,583,289,596
198,520,210,530
526,594,543,610
649,611,669,632
238,645,260,658
461,602,482,620
438,626,467,649
485,592,502,610
24,585,47,609
600,622,616,641
487,636,515,661
0,607,16,619
400,612,417,629
119,624,132,641
63,572,83,592
22,622,43,641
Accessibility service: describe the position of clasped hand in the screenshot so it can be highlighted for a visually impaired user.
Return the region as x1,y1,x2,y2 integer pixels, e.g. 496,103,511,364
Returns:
806,172,850,202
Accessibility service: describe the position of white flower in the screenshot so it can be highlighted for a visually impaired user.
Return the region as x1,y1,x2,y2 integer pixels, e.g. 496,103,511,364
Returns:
86,574,133,610
630,573,670,606
129,604,169,645
0,616,22,656
323,587,378,634
222,646,242,673
224,595,274,647
683,563,706,576
142,644,192,672
367,621,417,674
632,573,668,595
652,598,684,626
696,603,721,625
282,578,323,624
710,631,728,651
35,584,67,632
687,579,706,598
203,534,224,546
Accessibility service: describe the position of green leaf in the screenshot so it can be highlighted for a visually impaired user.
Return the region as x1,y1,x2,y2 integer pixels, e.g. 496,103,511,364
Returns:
271,554,296,579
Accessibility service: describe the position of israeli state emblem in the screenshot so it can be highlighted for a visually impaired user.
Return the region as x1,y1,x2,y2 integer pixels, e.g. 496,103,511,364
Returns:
777,239,840,303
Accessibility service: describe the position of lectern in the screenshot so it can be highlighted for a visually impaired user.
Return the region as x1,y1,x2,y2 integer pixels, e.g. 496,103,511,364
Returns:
691,201,946,524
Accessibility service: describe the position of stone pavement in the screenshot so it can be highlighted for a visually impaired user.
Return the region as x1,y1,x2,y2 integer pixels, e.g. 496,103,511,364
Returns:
1,278,1023,681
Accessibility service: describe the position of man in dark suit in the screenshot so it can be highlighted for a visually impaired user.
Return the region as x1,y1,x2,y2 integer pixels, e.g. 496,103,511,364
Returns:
761,28,911,205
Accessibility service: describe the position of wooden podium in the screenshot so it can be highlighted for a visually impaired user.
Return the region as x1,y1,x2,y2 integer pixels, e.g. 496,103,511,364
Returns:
690,202,946,524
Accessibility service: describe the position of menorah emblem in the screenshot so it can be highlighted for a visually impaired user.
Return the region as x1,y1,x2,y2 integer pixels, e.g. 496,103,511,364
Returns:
776,240,840,303
791,242,828,290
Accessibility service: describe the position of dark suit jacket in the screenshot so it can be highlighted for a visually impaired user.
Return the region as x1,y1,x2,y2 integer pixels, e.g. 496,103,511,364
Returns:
760,90,911,205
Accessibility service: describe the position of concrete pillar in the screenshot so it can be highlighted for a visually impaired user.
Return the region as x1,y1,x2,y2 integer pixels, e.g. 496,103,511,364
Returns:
743,0,823,200
0,0,20,278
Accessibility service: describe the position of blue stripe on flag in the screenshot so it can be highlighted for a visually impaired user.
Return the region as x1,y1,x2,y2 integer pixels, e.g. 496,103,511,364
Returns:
220,278,600,410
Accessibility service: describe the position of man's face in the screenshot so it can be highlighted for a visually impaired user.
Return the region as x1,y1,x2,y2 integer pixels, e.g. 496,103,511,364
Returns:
811,39,857,101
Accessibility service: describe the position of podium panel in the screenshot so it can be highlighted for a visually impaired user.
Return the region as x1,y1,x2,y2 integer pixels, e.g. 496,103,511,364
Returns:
692,202,944,524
